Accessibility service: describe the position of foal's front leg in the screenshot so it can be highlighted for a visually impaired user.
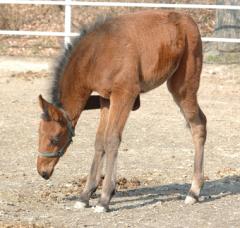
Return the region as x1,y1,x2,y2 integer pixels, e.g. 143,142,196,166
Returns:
76,98,109,208
94,90,138,212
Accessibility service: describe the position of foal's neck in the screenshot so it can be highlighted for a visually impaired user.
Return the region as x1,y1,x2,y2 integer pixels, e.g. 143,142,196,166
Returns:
58,66,90,126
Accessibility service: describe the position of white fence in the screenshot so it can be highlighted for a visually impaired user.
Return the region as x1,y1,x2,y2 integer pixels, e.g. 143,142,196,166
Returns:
0,0,240,46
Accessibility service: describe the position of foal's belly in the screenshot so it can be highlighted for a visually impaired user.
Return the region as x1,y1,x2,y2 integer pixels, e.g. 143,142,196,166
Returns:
140,62,179,93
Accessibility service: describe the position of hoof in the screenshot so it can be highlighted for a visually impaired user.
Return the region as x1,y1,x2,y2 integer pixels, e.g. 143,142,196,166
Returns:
184,195,198,205
74,201,89,209
93,205,109,213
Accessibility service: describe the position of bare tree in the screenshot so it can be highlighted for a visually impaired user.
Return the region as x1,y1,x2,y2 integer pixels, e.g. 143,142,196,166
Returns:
215,0,240,52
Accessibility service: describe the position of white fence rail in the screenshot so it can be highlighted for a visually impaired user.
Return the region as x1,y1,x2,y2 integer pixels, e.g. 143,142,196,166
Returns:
0,0,240,46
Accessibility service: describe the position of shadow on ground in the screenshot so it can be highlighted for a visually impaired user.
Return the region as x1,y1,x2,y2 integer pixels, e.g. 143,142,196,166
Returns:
65,176,240,211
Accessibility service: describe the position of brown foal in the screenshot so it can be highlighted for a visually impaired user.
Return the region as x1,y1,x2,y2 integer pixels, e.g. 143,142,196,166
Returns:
37,10,207,212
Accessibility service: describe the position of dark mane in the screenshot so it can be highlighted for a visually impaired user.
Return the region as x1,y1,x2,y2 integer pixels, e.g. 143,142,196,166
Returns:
50,16,110,107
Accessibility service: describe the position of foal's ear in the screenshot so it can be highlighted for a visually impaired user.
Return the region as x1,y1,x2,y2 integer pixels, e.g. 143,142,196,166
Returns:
38,94,48,112
39,95,49,114
38,95,63,122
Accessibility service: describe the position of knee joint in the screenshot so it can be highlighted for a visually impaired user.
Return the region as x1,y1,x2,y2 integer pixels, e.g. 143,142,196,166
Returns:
95,135,105,151
104,135,121,152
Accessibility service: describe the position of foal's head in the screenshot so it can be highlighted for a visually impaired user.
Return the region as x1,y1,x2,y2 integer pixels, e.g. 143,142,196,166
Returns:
37,95,74,180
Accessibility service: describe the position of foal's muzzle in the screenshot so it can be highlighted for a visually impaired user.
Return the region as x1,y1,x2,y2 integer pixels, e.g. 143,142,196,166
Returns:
41,171,50,180
37,167,51,180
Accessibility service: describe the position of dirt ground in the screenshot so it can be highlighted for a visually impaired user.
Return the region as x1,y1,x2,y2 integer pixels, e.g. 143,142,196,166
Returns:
0,58,240,227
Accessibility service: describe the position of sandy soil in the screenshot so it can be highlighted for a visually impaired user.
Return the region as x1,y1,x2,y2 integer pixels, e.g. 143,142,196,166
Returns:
0,60,239,227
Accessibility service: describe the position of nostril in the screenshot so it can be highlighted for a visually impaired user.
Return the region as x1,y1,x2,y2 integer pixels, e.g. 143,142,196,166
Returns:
41,171,49,180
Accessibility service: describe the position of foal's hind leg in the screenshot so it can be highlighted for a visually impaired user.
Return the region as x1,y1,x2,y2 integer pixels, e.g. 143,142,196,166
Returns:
167,51,207,204
76,98,109,208
95,89,138,212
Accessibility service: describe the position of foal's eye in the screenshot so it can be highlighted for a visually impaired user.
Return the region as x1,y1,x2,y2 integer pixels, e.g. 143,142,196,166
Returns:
50,137,60,146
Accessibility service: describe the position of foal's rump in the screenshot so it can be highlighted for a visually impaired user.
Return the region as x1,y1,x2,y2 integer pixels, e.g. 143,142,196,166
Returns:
131,11,196,92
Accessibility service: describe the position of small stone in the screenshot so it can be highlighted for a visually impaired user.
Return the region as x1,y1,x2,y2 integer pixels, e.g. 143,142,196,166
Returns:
93,205,108,213
65,183,72,187
74,201,88,209
47,182,53,187
161,186,169,191
204,176,210,180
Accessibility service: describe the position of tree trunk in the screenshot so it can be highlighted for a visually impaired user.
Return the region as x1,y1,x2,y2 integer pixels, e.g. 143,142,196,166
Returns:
215,0,240,52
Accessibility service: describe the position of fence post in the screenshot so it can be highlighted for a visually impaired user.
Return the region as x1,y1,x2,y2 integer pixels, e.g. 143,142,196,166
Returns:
64,0,72,47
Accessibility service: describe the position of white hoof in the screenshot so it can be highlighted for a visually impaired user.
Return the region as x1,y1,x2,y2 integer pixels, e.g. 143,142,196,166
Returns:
184,195,197,205
94,205,108,213
74,201,88,209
